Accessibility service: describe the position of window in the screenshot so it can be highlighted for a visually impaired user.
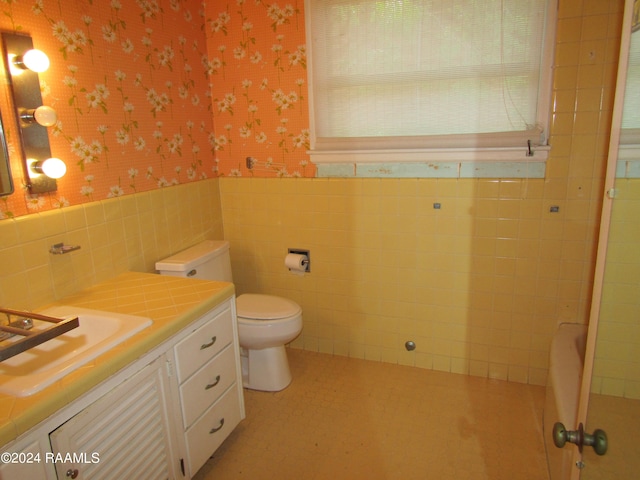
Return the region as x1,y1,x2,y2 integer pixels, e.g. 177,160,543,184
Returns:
621,30,640,143
619,28,640,177
305,0,556,177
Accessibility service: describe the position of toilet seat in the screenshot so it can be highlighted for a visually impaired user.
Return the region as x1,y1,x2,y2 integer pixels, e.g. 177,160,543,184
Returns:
236,294,301,321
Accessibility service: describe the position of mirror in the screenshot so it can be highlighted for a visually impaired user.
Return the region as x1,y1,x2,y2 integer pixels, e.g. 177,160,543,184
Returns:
581,0,640,478
0,109,13,196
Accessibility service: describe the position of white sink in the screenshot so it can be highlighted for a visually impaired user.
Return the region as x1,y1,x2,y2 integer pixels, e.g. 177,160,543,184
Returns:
0,306,152,397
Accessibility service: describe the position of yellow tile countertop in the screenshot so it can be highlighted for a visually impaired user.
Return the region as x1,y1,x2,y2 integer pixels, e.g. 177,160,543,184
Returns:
0,271,235,447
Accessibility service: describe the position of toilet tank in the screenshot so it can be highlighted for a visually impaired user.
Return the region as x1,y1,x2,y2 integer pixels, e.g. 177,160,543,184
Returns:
155,240,233,282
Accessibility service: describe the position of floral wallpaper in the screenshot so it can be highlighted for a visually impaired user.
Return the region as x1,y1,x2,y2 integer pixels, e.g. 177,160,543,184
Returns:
206,0,312,178
0,0,312,220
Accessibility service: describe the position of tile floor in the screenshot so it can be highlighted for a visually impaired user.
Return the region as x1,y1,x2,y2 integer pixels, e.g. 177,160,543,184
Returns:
194,349,550,480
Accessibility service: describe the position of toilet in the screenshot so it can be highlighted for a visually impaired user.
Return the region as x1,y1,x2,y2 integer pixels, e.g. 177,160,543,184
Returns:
155,240,302,392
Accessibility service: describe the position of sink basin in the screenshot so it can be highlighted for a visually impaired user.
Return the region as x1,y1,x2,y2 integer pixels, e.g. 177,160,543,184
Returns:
0,306,152,397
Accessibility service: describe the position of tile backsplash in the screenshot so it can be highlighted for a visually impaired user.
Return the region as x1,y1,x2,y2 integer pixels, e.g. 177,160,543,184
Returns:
0,179,223,310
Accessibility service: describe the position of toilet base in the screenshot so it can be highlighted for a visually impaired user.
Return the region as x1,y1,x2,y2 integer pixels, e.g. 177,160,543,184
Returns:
241,345,292,391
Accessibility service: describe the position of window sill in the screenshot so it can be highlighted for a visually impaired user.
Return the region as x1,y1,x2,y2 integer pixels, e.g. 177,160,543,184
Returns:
310,146,550,178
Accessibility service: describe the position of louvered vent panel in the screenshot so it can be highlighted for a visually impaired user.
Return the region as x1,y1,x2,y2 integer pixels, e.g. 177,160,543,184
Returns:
50,358,173,480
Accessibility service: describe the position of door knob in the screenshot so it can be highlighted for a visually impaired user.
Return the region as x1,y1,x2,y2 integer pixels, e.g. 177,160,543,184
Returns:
553,422,608,456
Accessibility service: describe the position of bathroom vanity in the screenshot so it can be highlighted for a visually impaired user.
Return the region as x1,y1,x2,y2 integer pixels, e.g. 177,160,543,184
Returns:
0,272,245,479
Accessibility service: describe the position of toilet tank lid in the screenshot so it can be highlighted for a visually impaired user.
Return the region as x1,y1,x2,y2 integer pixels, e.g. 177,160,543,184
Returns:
155,240,229,272
236,294,301,320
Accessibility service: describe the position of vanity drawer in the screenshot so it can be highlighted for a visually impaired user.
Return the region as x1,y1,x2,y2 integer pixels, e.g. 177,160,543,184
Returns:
185,384,242,476
174,307,233,382
179,344,238,428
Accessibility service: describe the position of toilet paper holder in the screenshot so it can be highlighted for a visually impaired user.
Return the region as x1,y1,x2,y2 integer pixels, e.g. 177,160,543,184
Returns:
287,248,310,272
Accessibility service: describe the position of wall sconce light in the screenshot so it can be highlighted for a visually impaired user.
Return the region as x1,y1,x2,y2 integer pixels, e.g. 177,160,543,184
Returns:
28,157,66,179
2,32,65,194
12,48,50,73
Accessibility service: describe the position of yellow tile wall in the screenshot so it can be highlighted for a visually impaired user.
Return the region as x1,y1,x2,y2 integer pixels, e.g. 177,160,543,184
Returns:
217,1,625,386
220,176,582,386
0,179,224,310
591,179,640,398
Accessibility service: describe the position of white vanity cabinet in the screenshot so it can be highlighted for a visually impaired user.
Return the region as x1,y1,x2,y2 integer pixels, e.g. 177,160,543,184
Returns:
0,297,244,480
0,438,51,479
49,355,177,480
171,303,244,477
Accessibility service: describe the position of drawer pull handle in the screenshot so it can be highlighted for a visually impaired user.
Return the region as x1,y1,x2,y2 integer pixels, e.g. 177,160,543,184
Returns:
205,375,221,390
210,418,225,434
187,269,197,277
200,336,217,349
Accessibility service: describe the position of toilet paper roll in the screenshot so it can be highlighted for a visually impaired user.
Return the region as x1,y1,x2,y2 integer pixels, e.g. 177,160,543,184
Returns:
285,253,308,275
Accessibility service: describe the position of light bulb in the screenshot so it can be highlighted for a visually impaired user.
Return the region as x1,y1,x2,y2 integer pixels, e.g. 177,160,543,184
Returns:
30,158,66,179
40,158,66,179
18,49,50,73
21,106,58,127
34,106,57,126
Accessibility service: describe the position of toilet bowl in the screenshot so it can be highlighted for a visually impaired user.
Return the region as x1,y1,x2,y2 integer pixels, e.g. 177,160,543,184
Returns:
236,294,302,391
155,240,303,392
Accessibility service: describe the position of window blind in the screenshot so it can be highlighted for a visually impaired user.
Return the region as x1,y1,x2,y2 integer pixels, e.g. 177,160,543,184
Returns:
307,0,552,152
